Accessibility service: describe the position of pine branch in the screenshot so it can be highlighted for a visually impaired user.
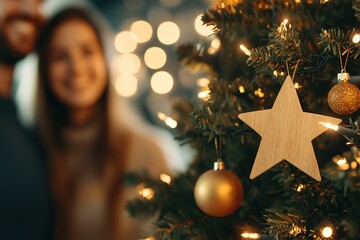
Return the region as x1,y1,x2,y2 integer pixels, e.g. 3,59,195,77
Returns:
127,1,360,239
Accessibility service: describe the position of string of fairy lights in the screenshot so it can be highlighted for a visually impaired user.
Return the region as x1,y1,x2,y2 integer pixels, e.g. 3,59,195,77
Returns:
119,1,359,239
131,7,360,240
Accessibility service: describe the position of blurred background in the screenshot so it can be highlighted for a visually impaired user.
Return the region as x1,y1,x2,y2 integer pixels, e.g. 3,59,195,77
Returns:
14,0,217,130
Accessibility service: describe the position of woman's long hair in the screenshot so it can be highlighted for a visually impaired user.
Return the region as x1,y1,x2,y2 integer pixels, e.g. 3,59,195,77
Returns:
35,7,129,239
36,6,109,152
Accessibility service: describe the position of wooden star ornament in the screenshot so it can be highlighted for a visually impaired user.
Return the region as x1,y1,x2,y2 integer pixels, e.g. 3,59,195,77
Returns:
238,75,341,181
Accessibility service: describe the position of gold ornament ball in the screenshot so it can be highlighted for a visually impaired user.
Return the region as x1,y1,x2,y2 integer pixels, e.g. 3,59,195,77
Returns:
327,81,360,115
194,168,243,217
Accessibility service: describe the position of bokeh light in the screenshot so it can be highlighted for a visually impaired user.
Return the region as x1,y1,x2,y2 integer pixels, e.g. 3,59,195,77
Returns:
197,77,210,87
209,38,221,54
130,20,153,43
151,71,174,94
144,47,167,69
212,38,221,48
157,21,180,45
194,14,214,36
117,54,141,75
115,75,138,97
157,112,177,129
114,31,138,53
208,38,221,54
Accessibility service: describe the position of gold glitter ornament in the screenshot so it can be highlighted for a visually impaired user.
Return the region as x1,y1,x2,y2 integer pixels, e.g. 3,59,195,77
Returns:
194,160,243,217
327,72,360,115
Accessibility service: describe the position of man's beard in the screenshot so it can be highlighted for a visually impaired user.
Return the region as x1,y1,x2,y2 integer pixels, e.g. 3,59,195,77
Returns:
0,13,43,66
0,30,27,66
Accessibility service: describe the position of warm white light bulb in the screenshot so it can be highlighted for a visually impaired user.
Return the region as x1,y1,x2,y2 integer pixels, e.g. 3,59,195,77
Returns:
139,188,155,200
198,90,211,100
241,232,260,239
353,34,360,43
160,173,172,184
239,85,245,93
282,19,289,25
321,226,333,238
319,122,339,131
240,44,251,56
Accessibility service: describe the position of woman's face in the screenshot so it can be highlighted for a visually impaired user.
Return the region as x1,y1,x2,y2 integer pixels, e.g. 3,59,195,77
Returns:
48,19,107,110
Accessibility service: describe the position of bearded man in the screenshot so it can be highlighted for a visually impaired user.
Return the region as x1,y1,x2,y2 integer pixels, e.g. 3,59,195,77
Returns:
0,1,52,239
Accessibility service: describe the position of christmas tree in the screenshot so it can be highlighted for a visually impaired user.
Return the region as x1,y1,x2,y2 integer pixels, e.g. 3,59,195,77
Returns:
127,0,360,239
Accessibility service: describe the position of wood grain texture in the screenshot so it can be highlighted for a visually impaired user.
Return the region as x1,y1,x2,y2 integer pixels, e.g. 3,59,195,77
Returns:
238,75,342,181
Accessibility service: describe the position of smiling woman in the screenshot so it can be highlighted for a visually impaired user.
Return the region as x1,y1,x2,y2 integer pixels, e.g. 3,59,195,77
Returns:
35,6,182,240
48,19,108,112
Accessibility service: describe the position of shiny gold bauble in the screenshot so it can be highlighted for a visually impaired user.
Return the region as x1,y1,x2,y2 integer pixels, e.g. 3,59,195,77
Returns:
194,168,243,217
327,81,360,115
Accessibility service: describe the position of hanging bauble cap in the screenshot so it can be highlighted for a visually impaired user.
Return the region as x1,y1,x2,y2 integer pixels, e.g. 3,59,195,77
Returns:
337,72,350,82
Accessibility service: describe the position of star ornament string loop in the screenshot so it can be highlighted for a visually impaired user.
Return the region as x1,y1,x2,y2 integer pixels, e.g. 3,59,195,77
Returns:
238,63,341,181
285,59,301,81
